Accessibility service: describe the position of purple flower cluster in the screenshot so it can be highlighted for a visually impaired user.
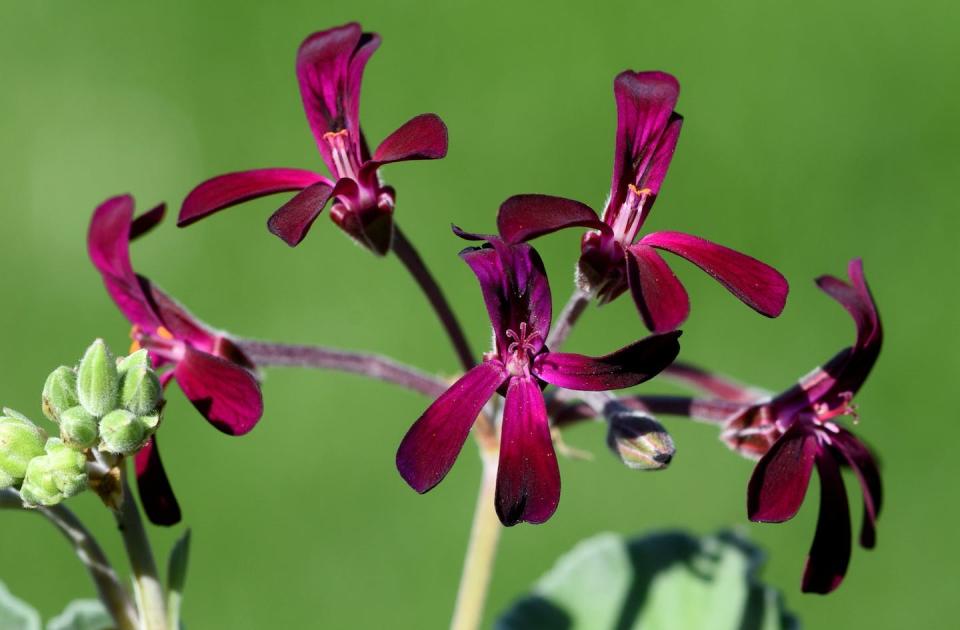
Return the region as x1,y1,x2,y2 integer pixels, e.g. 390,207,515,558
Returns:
84,21,882,594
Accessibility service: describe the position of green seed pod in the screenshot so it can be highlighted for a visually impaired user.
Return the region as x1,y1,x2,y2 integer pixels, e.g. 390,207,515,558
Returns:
606,412,675,471
99,409,147,454
58,406,99,450
120,366,162,415
19,438,87,506
76,339,119,417
0,415,47,488
41,366,79,423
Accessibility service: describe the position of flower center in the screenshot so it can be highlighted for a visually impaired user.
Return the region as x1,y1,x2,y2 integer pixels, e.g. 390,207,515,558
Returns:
610,184,652,245
504,322,540,376
809,391,859,441
130,325,185,364
323,129,362,181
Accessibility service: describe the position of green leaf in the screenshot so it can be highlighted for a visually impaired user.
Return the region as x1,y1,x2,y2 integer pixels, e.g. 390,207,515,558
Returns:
0,580,41,630
166,528,192,629
497,530,798,630
46,599,111,630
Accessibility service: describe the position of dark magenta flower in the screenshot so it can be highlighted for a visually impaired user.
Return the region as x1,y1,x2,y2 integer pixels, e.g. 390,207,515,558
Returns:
496,71,788,333
178,22,448,254
89,195,263,524
723,259,882,593
396,232,681,525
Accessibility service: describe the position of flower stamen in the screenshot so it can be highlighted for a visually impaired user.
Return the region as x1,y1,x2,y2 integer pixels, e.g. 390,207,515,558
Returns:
323,129,361,181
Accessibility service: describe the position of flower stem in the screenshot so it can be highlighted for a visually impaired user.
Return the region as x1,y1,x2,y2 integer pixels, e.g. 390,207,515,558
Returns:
450,447,501,630
546,288,591,350
235,339,448,397
115,462,167,630
0,489,138,630
391,225,475,371
661,361,769,402
551,389,747,426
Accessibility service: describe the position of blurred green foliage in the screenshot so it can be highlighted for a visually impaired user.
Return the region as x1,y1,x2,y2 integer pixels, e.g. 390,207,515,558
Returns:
0,0,956,628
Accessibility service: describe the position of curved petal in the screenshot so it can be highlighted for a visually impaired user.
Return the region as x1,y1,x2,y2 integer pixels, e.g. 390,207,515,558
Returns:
533,331,681,391
496,194,607,244
747,425,819,522
641,231,789,318
460,241,551,354
371,113,448,164
833,429,882,549
802,451,852,594
626,243,690,333
135,437,182,526
178,169,328,227
129,203,166,241
495,376,560,526
396,362,507,493
88,195,163,330
266,181,335,246
606,71,681,214
173,346,263,436
142,282,216,350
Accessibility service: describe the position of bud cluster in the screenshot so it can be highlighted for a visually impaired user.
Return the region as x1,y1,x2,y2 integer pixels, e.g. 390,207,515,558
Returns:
0,339,165,507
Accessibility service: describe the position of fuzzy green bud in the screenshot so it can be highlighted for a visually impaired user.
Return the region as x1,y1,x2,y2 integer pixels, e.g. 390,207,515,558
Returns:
76,339,119,417
98,409,148,454
41,366,79,422
117,348,150,378
120,366,162,415
0,415,47,488
606,412,675,471
19,438,87,506
58,406,99,450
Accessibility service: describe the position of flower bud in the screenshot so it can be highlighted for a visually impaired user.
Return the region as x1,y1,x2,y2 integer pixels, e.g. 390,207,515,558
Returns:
98,409,148,454
41,366,79,422
117,348,150,377
19,438,87,506
606,412,675,470
0,415,47,488
77,339,119,417
58,406,99,450
120,366,162,415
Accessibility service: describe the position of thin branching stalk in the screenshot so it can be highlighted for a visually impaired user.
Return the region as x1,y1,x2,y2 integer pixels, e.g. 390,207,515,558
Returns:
546,288,591,350
391,225,476,371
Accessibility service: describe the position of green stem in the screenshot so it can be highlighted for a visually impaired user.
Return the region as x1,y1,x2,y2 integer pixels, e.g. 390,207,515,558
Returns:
115,461,168,630
450,447,501,630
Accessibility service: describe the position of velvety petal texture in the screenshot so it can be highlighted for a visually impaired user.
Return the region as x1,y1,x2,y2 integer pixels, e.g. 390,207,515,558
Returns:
532,332,681,391
135,437,181,526
179,169,329,227
266,181,335,246
495,377,560,526
397,362,507,493
371,113,448,164
496,194,608,244
626,244,690,333
833,428,882,548
747,426,819,522
640,231,788,319
802,452,852,594
173,346,263,436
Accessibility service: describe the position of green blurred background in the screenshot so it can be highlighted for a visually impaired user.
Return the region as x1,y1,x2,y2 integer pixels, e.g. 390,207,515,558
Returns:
1,0,957,627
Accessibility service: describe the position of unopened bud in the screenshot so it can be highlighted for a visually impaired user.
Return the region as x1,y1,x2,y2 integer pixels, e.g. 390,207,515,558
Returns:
120,366,162,415
77,340,119,417
117,349,150,378
41,366,79,422
0,415,47,488
98,409,147,454
59,407,99,450
19,438,87,506
606,412,675,470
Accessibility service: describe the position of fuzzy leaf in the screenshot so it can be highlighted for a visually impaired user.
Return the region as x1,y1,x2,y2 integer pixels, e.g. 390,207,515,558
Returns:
0,581,40,630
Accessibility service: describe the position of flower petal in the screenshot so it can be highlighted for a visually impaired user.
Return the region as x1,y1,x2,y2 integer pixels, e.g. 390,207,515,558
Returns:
129,203,166,241
802,451,852,594
396,362,507,493
607,71,681,213
625,243,690,333
178,169,329,227
266,181,335,246
833,428,882,549
173,346,263,436
496,194,608,244
134,436,182,526
496,376,560,526
533,331,681,391
747,425,819,522
641,231,789,318
142,282,217,350
460,241,552,354
371,113,448,164
88,195,163,331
